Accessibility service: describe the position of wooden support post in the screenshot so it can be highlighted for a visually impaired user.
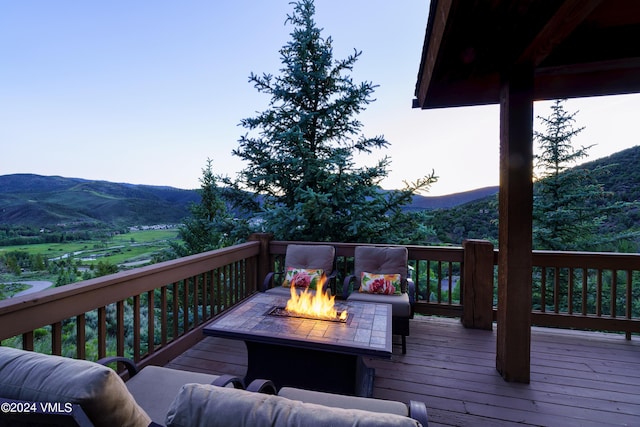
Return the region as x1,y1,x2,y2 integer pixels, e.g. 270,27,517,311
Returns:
496,65,534,383
462,239,495,330
248,233,274,292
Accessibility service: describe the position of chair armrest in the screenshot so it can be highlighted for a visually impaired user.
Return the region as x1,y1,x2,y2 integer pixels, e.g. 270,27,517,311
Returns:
261,272,275,292
342,275,355,299
324,269,338,294
408,400,429,426
96,356,139,378
407,278,416,305
211,374,245,389
407,278,416,318
246,379,277,394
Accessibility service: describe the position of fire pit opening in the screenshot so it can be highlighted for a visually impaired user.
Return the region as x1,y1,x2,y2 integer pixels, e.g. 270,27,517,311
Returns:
274,274,350,322
267,306,353,324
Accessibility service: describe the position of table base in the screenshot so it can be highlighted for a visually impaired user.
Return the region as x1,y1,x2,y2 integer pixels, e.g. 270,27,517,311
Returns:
244,341,375,397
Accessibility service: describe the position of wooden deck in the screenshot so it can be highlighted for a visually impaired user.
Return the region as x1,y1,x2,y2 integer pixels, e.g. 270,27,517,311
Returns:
166,316,640,426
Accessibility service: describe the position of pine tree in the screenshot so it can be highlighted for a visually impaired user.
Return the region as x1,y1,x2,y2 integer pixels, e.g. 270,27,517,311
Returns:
533,99,607,250
232,0,436,242
173,159,246,256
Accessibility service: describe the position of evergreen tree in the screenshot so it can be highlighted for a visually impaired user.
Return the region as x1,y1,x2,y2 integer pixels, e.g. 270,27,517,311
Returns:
231,0,436,242
173,159,247,256
533,99,608,250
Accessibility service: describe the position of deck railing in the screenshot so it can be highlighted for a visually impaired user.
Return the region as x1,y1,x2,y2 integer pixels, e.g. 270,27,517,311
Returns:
0,241,259,368
531,250,640,339
264,237,640,337
1,236,639,367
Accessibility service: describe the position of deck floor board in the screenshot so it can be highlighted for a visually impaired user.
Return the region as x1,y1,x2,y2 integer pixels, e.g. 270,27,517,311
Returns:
165,316,640,426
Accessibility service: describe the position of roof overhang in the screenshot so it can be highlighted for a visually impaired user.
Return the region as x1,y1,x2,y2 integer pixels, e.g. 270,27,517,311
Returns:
414,0,640,109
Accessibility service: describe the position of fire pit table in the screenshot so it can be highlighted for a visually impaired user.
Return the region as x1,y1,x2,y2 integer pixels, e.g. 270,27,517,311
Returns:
203,292,392,397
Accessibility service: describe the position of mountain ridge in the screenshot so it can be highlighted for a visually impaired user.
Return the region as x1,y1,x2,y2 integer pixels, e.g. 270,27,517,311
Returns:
0,173,497,227
3,142,638,229
0,174,199,227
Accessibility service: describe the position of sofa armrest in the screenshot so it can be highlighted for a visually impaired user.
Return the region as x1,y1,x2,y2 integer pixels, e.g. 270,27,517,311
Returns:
97,356,139,379
212,374,245,389
409,400,429,426
246,379,277,394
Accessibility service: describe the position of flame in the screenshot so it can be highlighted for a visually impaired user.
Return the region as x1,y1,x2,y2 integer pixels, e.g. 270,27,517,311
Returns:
285,276,348,321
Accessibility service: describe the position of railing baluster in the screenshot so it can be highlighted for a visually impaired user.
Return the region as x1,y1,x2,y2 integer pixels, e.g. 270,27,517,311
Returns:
553,267,560,313
133,295,140,362
222,265,228,310
427,260,432,303
51,322,62,356
626,270,632,340
209,271,215,318
117,300,125,357
437,261,443,303
172,282,179,339
540,267,547,313
182,279,189,333
568,268,574,315
581,268,588,316
202,272,208,321
596,269,603,317
161,286,168,346
611,270,617,318
98,307,106,360
193,275,199,327
147,290,154,356
237,262,241,300
216,267,222,314
414,260,421,302
76,314,86,359
22,332,34,351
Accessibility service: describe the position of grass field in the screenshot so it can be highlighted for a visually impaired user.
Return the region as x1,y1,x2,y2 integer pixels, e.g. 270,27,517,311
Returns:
0,229,181,283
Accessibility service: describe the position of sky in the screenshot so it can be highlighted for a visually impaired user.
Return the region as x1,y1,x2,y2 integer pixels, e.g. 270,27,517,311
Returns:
1,1,639,197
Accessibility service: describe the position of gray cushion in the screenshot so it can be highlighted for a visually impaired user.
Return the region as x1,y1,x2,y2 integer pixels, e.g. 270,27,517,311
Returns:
0,346,151,427
278,386,409,416
166,383,421,427
347,291,412,317
284,244,335,273
354,246,409,291
126,365,219,425
267,244,335,293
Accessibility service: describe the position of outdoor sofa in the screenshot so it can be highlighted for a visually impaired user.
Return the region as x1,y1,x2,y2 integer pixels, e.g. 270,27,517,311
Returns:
0,346,429,426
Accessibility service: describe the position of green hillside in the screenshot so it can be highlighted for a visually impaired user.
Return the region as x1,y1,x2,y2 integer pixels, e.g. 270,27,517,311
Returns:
0,174,199,227
430,145,640,248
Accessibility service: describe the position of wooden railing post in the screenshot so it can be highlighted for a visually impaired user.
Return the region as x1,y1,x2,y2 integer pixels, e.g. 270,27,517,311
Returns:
462,239,495,330
248,233,274,291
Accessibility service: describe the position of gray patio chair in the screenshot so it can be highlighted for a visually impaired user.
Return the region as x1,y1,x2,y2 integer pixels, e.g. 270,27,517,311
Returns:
342,246,415,354
261,244,337,295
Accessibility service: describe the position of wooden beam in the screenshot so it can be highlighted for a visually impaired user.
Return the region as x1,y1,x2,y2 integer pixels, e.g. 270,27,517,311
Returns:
496,64,534,383
518,0,603,67
414,0,453,108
